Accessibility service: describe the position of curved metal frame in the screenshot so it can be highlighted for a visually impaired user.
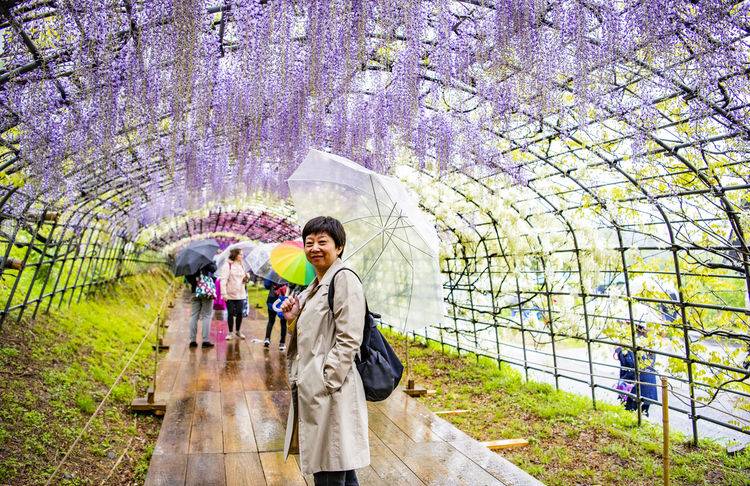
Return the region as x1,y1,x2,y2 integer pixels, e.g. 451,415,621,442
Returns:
0,0,747,447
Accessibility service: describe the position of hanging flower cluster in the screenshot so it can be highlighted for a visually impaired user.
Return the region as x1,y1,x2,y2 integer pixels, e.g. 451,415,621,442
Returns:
0,0,746,226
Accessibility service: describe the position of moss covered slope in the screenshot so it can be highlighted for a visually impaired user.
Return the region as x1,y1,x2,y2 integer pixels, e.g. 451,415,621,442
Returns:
0,268,174,485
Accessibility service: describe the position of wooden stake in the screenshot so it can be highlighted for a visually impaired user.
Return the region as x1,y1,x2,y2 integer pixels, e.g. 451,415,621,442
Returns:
403,386,436,397
435,409,470,416
151,337,169,350
662,376,670,486
482,439,529,450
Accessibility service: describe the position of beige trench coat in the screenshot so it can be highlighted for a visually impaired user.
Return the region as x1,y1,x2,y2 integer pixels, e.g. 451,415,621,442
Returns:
283,258,370,474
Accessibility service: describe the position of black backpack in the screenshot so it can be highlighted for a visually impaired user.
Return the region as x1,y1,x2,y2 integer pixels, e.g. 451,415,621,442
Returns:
327,268,404,402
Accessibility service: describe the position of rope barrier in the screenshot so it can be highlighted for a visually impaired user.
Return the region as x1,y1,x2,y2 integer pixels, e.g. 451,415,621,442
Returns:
45,281,175,485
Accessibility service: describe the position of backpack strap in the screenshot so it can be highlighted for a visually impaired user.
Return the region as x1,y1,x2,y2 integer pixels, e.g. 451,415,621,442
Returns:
327,267,371,357
327,267,359,311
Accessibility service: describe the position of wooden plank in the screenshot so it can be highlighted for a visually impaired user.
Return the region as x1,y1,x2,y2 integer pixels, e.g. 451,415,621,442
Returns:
195,361,220,392
259,451,306,486
483,439,529,450
292,455,314,485
377,391,466,443
224,453,266,486
219,360,245,393
189,392,224,454
186,453,226,486
221,390,257,453
448,438,544,486
238,361,268,391
381,388,542,485
162,337,189,362
371,398,444,444
171,360,197,399
368,444,425,485
130,396,167,413
250,348,289,391
366,406,417,457
221,339,245,363
153,396,195,455
155,360,182,396
246,391,289,452
396,441,502,485
143,453,187,486
355,465,390,486
434,409,470,416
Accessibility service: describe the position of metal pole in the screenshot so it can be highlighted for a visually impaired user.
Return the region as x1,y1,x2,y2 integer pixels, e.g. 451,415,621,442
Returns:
17,209,57,323
67,222,101,307
618,227,642,426
53,211,96,310
516,286,529,382
541,259,559,390
0,203,44,326
32,213,72,320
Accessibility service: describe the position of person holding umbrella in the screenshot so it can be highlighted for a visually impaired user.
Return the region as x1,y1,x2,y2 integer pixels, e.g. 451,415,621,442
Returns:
174,239,221,349
219,248,250,340
280,216,369,486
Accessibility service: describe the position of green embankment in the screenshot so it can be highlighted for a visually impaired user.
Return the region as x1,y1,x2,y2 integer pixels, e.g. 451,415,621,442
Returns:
1,268,747,485
0,268,174,485
383,330,750,486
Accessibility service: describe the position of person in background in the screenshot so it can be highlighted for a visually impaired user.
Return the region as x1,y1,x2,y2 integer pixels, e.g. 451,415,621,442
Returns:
614,325,658,416
264,278,288,350
219,248,250,340
185,261,217,348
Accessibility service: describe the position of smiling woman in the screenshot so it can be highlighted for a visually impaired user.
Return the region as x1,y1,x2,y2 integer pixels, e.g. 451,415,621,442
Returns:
280,216,370,486
303,216,347,277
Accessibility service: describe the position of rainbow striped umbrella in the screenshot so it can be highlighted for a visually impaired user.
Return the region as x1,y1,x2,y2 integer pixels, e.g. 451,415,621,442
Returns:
269,240,315,286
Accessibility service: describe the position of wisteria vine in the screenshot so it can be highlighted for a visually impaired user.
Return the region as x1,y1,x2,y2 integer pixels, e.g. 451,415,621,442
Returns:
0,0,747,230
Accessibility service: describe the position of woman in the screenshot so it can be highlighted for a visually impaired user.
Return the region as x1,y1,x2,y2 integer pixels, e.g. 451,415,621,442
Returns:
281,216,369,486
614,325,658,416
218,248,249,340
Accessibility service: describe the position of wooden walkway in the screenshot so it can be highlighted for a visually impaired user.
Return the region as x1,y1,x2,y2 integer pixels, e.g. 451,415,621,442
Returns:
144,291,544,486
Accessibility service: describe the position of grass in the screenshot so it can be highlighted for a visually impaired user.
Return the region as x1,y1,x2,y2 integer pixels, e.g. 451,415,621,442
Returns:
383,329,750,486
246,283,270,313
0,267,176,485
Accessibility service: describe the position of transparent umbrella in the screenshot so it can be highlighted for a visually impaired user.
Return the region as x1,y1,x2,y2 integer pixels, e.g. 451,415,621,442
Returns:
247,243,284,284
215,241,256,272
287,148,444,332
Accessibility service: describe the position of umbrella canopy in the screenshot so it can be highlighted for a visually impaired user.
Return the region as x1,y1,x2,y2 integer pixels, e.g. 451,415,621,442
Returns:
173,239,220,276
215,241,256,271
247,243,285,284
287,149,444,331
270,240,316,286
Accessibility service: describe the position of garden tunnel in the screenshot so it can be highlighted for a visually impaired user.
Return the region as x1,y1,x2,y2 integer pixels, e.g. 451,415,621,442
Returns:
0,0,749,478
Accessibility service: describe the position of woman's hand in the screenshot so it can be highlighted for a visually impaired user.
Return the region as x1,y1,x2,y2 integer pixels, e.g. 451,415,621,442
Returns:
280,295,301,321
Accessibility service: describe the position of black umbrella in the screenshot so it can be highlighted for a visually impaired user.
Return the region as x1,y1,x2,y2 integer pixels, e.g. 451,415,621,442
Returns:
173,239,220,276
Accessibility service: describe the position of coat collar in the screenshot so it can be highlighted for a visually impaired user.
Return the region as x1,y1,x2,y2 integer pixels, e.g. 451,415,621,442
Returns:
308,258,344,291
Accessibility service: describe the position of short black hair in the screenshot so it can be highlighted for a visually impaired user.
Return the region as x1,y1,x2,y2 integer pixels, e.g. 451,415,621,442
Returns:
302,216,346,257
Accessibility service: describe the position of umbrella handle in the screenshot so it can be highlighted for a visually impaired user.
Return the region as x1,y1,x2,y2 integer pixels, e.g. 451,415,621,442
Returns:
271,296,287,318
